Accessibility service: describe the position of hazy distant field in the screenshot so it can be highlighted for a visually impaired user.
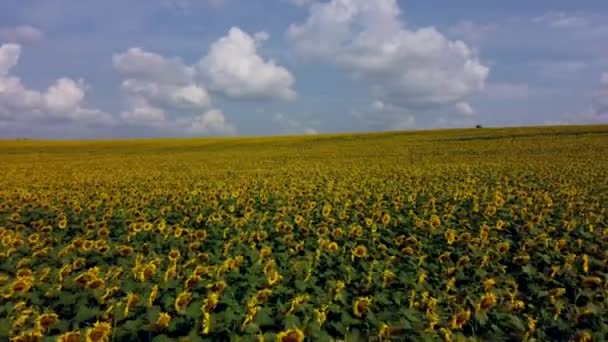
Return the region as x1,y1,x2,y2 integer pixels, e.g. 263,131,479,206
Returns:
1,125,607,341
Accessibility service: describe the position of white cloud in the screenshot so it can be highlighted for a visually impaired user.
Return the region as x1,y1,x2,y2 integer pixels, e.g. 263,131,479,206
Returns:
533,12,589,29
601,72,608,85
455,102,475,115
114,47,244,135
532,60,588,80
44,78,86,112
121,104,166,124
198,27,296,101
287,0,489,112
273,112,319,135
287,0,315,7
483,82,531,100
113,47,195,85
0,44,20,76
0,44,114,125
447,20,496,43
114,48,216,128
0,26,44,44
188,109,236,135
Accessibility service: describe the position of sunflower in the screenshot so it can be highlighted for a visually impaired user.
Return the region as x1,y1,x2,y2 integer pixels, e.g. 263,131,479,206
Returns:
513,255,530,266
58,219,68,229
353,297,371,318
12,278,32,293
322,204,332,217
349,225,363,238
174,291,192,314
85,321,112,342
573,330,593,342
331,228,344,239
326,241,339,252
267,270,282,286
317,225,329,236
168,249,181,263
276,328,304,342
57,331,81,342
140,263,156,281
155,312,171,331
497,242,510,254
82,240,93,252
202,292,220,312
582,254,589,273
194,230,207,241
451,309,471,330
444,230,457,245
11,330,42,342
118,245,133,257
482,278,496,291
477,292,497,311
430,215,441,229
75,273,94,288
164,264,177,283
263,260,276,275
381,213,391,225
260,246,272,259
87,279,105,290
401,246,415,256
201,312,212,335
581,276,602,288
352,245,368,258
33,312,58,333
294,215,304,225
148,285,159,307
17,268,33,279
256,289,273,303
27,233,40,245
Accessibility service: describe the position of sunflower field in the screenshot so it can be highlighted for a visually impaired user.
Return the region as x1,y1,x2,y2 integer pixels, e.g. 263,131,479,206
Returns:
1,125,608,342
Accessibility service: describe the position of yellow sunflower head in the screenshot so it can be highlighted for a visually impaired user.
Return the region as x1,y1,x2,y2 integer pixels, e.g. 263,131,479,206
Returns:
276,327,304,342
450,309,471,330
167,249,181,262
174,291,192,314
57,331,81,342
86,321,112,342
353,297,371,318
326,241,339,252
352,245,368,258
267,270,282,286
35,312,59,332
155,312,171,330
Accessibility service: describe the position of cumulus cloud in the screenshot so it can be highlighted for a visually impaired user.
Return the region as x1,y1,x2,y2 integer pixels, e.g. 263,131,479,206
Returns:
273,113,319,135
287,0,315,7
601,72,608,85
0,43,20,75
287,0,489,112
533,12,590,29
447,20,496,44
0,44,114,125
188,109,236,135
198,27,296,101
113,47,196,85
113,48,214,128
113,47,243,135
455,102,475,115
0,26,44,45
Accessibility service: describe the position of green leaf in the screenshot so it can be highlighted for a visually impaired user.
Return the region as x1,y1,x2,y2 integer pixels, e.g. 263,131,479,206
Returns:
151,335,172,342
74,305,99,322
294,279,306,291
186,301,202,319
284,314,301,328
244,323,260,334
253,307,274,327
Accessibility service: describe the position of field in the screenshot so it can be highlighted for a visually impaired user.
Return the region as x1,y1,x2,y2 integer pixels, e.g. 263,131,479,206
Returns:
1,125,608,341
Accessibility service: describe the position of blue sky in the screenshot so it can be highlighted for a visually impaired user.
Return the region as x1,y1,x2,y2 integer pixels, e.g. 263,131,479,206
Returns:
1,0,607,139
